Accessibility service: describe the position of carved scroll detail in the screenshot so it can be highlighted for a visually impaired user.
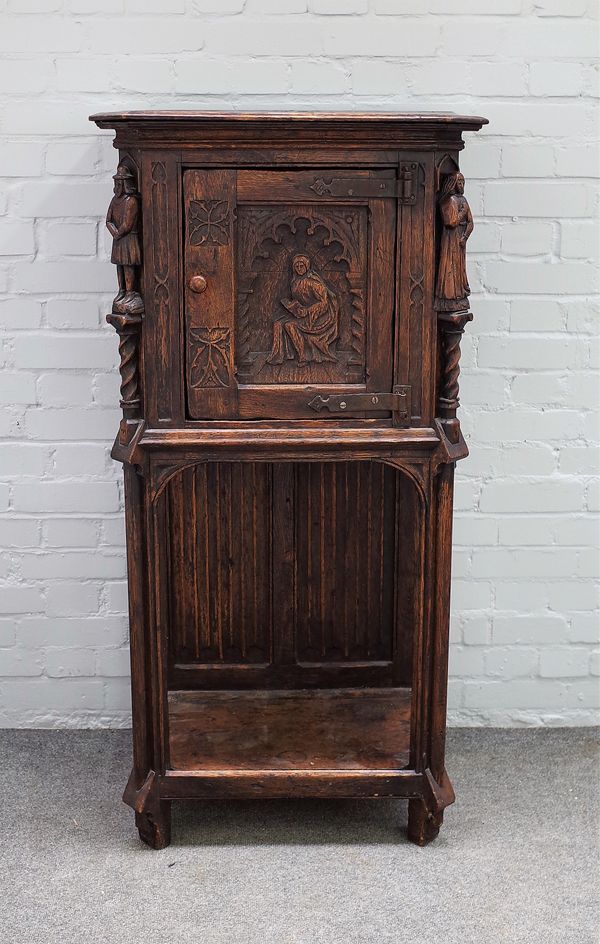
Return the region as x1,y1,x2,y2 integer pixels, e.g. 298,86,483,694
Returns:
188,326,231,388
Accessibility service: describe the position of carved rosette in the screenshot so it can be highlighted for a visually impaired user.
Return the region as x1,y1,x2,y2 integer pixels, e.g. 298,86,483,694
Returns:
188,199,231,246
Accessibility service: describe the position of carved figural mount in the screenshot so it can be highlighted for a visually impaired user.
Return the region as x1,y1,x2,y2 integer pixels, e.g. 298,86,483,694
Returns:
105,160,143,434
106,163,144,316
267,254,340,367
435,172,473,313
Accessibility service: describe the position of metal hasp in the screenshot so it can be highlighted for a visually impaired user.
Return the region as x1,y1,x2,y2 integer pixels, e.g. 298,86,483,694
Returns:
310,166,417,204
308,385,411,426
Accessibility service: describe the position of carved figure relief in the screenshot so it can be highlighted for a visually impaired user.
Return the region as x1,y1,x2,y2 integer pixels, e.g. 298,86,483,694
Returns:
188,326,231,388
106,163,144,315
435,172,473,312
188,199,230,246
267,254,339,366
236,206,366,385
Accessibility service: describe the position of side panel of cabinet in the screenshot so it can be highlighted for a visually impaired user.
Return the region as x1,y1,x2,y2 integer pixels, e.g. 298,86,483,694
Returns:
141,151,183,425
396,153,436,426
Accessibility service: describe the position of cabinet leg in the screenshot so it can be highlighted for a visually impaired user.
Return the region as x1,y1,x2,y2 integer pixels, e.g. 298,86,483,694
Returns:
123,769,172,849
407,798,443,846
135,801,172,850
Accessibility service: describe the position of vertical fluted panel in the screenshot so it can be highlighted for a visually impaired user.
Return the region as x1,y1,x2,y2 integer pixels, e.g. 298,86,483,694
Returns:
167,462,272,665
295,462,396,663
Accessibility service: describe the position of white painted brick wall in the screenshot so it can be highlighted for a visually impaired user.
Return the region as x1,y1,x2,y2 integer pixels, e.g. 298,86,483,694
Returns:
0,0,598,728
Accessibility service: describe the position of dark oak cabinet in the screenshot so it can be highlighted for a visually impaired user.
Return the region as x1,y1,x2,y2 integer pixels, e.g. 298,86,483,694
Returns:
90,111,487,848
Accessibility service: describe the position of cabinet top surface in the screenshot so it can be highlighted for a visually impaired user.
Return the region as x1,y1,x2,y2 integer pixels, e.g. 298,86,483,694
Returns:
90,109,487,127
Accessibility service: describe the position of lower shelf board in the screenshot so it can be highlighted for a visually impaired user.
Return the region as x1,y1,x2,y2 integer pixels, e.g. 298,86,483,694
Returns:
168,686,411,773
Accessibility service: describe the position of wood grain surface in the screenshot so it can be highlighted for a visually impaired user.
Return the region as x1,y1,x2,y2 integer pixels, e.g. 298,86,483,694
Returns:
168,687,412,772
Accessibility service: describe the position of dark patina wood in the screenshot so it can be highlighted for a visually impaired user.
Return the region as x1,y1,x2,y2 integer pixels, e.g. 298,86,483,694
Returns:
169,688,412,772
92,110,487,850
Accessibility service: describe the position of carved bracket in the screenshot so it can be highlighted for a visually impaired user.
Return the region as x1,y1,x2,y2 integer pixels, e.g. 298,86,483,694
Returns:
109,418,145,469
422,766,456,815
123,769,170,849
407,767,455,846
433,418,469,472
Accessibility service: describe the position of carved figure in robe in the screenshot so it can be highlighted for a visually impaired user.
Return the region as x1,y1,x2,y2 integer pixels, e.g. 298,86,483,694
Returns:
106,164,143,314
435,172,473,312
267,254,339,366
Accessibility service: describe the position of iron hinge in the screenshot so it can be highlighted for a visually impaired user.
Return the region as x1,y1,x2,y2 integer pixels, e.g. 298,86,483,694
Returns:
308,385,411,426
309,166,418,204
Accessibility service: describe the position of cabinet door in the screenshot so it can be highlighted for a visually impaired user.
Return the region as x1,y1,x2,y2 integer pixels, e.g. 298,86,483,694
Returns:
184,168,397,421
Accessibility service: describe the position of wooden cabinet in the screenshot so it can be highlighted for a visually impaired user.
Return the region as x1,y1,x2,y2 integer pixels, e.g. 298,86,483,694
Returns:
90,111,487,848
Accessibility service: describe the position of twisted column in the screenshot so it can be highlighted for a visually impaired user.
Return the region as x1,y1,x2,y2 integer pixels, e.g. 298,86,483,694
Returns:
106,310,143,420
437,309,472,444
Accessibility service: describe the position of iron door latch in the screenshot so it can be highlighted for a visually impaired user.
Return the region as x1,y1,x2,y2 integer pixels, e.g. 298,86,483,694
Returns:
308,385,411,426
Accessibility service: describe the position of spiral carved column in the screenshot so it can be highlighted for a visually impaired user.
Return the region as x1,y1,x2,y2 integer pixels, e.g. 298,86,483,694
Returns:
106,309,143,445
437,309,472,444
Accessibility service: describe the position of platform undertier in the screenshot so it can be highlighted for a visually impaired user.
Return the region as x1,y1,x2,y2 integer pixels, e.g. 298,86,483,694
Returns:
168,687,412,774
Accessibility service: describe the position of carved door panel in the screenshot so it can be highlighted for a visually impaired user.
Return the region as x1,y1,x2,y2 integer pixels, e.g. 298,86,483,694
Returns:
184,169,397,421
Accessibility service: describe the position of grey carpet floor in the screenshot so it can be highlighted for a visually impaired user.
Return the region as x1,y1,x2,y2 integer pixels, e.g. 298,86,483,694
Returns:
0,729,598,944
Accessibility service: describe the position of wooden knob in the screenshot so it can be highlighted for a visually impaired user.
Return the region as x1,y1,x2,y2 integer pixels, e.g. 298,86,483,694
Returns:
189,275,207,293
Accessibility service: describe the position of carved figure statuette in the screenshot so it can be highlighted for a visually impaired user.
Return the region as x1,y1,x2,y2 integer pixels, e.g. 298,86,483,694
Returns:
435,172,473,313
267,254,339,367
106,163,144,315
